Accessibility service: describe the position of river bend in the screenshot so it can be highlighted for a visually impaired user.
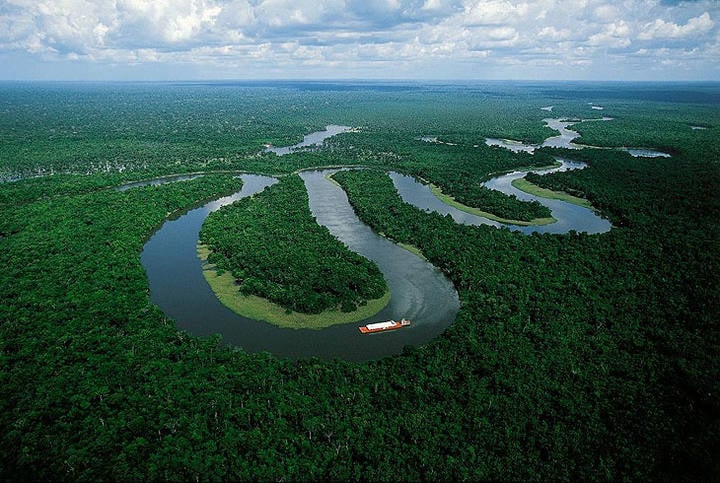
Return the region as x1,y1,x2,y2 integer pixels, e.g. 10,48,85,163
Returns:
141,119,622,360
142,172,460,362
391,160,611,235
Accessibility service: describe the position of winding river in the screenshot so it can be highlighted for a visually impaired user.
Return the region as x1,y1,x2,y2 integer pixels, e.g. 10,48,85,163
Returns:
141,117,629,360
142,172,459,362
391,160,611,235
265,125,353,155
117,174,203,191
402,113,672,233
485,116,670,158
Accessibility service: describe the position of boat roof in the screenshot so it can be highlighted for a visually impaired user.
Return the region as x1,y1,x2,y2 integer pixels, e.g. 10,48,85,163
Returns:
365,320,396,330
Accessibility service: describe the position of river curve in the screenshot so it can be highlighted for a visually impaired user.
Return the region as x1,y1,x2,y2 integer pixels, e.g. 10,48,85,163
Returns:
391,159,612,235
265,125,353,156
142,172,459,362
141,119,619,361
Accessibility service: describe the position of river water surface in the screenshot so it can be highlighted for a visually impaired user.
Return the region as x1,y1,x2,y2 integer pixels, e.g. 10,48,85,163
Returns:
265,125,353,155
142,171,459,361
485,116,670,158
117,174,203,191
391,159,611,235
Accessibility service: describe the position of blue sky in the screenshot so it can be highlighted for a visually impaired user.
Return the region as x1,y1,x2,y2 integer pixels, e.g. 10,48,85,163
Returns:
1,0,718,81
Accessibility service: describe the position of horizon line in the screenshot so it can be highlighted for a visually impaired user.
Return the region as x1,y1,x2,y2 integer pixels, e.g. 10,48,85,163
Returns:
2,78,720,84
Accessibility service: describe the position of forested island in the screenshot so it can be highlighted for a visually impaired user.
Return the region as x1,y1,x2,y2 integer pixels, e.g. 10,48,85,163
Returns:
0,81,718,480
199,174,388,327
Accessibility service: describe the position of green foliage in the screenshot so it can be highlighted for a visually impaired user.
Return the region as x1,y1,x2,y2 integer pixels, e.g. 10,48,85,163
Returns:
325,128,556,221
0,82,562,222
333,159,719,480
405,143,554,221
0,82,718,481
200,175,387,314
572,102,719,155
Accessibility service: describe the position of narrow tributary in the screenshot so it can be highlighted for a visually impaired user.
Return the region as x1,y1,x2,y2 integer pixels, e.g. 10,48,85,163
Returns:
391,159,612,235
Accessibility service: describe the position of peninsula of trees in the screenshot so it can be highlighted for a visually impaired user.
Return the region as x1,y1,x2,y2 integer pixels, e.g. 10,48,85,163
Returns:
199,175,388,318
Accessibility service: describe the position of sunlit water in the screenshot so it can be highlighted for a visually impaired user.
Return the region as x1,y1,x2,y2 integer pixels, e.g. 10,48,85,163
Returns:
116,174,203,191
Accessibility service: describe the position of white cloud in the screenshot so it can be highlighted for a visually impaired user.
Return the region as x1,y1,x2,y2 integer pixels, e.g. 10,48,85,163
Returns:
93,23,110,46
422,0,444,11
462,1,530,26
587,20,632,48
113,0,222,44
638,12,714,40
594,5,620,22
537,26,572,42
0,0,718,79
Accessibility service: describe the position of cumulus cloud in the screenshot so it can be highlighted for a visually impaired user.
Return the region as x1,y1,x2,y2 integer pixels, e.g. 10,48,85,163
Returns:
0,0,718,79
537,26,572,42
109,0,223,47
462,1,529,27
587,20,632,49
638,12,714,40
594,5,620,22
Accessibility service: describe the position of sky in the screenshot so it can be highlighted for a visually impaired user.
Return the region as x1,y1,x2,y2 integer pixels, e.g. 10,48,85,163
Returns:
0,0,718,81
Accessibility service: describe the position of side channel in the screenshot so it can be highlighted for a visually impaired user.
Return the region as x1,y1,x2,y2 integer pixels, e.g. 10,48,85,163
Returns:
391,159,611,235
142,172,460,362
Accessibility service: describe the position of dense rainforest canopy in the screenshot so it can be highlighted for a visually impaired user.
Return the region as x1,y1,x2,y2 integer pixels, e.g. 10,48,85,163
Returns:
200,174,387,315
0,81,718,480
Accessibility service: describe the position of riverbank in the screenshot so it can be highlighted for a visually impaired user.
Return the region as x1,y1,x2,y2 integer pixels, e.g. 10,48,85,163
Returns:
511,178,594,209
428,183,556,226
198,244,391,329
